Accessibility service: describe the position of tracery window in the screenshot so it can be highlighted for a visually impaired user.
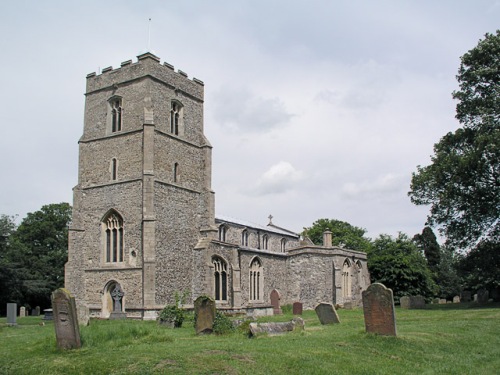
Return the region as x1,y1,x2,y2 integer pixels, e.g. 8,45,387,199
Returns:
342,259,351,298
249,257,263,302
170,101,183,135
103,212,124,263
212,257,228,301
110,98,123,132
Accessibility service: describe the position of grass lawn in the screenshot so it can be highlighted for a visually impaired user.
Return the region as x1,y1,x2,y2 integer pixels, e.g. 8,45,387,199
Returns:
1,303,499,374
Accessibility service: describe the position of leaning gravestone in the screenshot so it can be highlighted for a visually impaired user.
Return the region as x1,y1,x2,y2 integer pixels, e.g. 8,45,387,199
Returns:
194,296,216,334
51,288,81,350
362,283,397,336
292,302,303,315
400,296,410,309
315,302,341,324
270,290,282,315
477,289,489,304
19,306,26,317
7,303,17,326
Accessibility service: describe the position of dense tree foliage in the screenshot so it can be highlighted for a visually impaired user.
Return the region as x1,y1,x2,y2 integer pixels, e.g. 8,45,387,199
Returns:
434,245,462,299
302,218,372,252
368,233,436,300
409,31,500,249
413,226,441,273
0,203,71,313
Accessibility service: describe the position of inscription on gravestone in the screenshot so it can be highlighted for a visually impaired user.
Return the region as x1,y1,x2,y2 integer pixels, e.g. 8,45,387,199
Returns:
7,303,17,325
362,283,397,336
52,288,81,350
194,296,216,334
292,302,303,315
315,302,341,324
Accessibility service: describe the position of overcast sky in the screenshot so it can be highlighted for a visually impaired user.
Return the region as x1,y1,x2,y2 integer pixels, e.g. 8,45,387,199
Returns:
0,1,498,239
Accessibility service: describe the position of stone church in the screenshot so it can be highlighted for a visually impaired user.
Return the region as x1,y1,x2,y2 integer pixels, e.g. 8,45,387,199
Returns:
65,52,370,319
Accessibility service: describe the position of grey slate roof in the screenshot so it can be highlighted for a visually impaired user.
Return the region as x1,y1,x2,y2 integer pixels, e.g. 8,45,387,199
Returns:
215,214,300,238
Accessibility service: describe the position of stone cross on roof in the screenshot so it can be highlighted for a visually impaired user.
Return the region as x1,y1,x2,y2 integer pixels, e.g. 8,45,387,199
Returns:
268,215,273,225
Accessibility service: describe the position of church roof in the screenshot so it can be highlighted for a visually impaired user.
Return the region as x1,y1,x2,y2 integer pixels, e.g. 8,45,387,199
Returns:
215,215,300,238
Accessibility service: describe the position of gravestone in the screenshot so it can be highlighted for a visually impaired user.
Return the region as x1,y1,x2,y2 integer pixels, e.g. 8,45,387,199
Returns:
432,298,440,304
453,296,460,303
315,302,340,324
292,302,303,315
77,301,90,326
19,306,26,317
343,301,354,310
51,288,81,350
473,294,478,302
7,303,17,326
43,308,54,320
249,317,305,337
270,290,282,315
461,291,471,303
362,283,396,336
109,284,127,319
194,296,216,334
439,299,447,304
410,295,426,309
477,289,489,304
400,296,410,309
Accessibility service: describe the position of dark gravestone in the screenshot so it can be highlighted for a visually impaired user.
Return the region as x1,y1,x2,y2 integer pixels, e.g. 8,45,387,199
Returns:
315,302,341,324
362,283,397,336
52,288,81,350
461,291,471,303
270,290,282,315
109,284,127,320
249,317,305,337
477,289,489,304
400,296,410,309
432,298,440,304
194,296,216,334
7,303,17,325
43,308,54,320
410,295,426,309
292,302,303,315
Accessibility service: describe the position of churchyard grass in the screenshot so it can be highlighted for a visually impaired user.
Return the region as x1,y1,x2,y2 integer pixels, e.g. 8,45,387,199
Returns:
0,303,499,374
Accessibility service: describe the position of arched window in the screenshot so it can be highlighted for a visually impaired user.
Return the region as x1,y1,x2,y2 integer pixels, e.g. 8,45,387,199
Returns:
262,234,269,250
342,259,351,298
173,162,179,183
111,158,118,181
103,211,124,263
249,257,263,302
241,230,249,246
170,101,183,135
212,257,228,301
110,98,123,132
218,225,227,242
280,238,286,252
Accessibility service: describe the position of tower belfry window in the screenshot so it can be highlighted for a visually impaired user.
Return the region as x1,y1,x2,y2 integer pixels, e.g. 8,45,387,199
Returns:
170,101,183,135
111,99,123,132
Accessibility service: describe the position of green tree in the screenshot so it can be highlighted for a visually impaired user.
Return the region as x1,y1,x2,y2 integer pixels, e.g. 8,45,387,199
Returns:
0,215,20,314
368,233,436,299
413,226,441,274
9,203,72,309
435,245,462,299
409,31,500,249
302,218,372,252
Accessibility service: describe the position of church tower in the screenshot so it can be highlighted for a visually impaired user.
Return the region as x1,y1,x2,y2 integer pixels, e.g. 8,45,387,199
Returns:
65,53,216,319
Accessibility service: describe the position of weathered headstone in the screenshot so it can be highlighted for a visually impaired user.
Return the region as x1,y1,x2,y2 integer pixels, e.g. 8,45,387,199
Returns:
194,296,216,334
477,289,489,304
343,301,354,310
473,294,478,302
432,298,440,304
270,290,282,315
43,308,54,320
35,306,41,316
400,296,410,309
249,317,305,337
7,303,17,326
362,283,397,336
439,298,447,304
109,284,127,320
315,302,341,324
453,296,460,303
461,291,471,303
76,301,90,326
292,302,303,315
51,288,81,350
410,295,426,309
19,306,26,317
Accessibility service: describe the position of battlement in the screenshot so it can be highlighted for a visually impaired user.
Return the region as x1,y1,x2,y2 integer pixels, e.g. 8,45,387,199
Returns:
85,52,204,99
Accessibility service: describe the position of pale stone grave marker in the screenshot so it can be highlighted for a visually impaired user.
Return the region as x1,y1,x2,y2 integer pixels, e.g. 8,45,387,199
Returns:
362,283,397,336
7,303,17,326
453,296,460,303
249,317,304,337
270,289,282,315
52,288,81,350
439,299,447,304
77,301,90,326
477,289,489,303
400,296,410,309
315,302,341,324
19,306,26,317
292,302,303,315
194,296,216,334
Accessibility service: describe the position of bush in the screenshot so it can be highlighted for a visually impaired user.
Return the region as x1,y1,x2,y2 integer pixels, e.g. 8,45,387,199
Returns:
213,311,235,335
158,305,185,328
